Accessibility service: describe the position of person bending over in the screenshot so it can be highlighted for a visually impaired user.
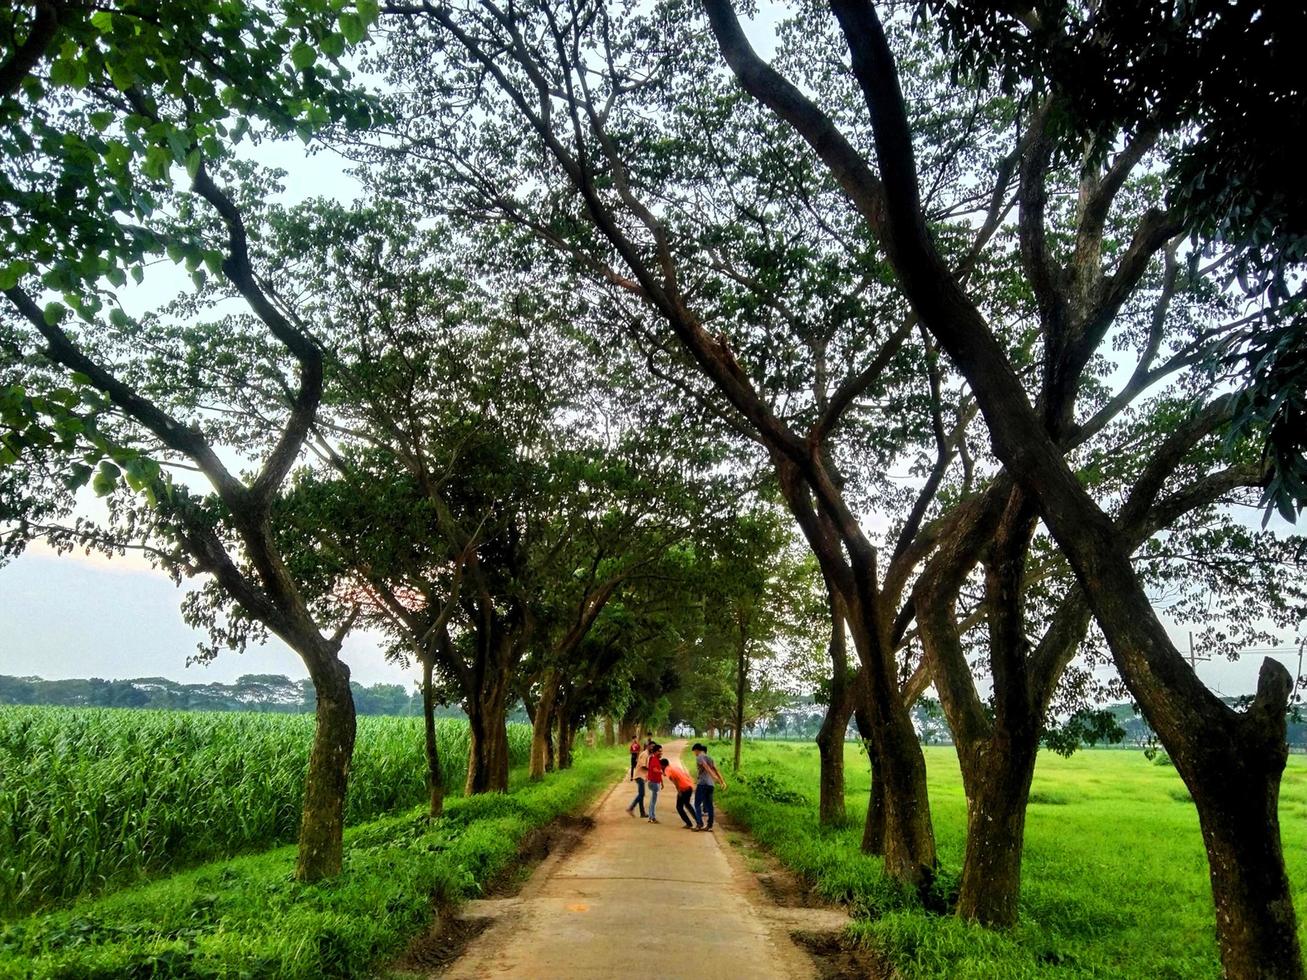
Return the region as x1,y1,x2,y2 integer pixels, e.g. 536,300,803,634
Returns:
663,758,698,829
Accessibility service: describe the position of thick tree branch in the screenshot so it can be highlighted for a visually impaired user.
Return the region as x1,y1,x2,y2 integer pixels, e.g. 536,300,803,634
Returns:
0,1,59,97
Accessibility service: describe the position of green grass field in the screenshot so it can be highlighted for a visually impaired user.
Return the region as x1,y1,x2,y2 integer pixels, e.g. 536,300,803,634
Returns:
0,752,613,978
715,741,1307,979
0,707,532,917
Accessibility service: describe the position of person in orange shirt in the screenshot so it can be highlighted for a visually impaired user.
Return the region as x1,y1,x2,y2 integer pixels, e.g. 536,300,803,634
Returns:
662,758,698,829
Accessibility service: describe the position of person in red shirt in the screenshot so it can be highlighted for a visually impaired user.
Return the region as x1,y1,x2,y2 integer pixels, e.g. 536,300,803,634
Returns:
645,745,664,823
662,758,698,829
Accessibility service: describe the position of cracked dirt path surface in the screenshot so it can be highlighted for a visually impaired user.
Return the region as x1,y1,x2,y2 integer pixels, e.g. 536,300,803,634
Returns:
439,740,845,979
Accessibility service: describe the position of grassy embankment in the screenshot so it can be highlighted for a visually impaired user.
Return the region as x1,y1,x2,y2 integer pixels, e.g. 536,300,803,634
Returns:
711,740,1307,979
0,707,614,978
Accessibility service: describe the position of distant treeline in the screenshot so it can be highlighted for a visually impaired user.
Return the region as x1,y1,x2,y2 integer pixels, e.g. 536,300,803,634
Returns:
0,673,532,720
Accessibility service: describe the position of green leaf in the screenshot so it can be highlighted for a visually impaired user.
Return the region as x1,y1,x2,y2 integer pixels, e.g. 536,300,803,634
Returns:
142,144,171,181
64,462,94,490
42,301,66,326
291,41,318,70
92,461,121,497
202,250,224,275
338,12,366,44
357,0,380,24
54,415,85,439
48,57,75,88
123,458,150,491
0,260,28,290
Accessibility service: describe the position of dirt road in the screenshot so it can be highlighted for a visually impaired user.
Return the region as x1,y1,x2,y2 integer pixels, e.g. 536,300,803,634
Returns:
438,740,844,979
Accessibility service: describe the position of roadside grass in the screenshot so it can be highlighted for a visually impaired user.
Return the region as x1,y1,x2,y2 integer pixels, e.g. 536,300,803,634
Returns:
0,751,614,979
709,740,1307,979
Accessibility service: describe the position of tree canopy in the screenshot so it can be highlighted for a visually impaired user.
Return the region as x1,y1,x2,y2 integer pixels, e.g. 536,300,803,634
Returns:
2,1,1304,971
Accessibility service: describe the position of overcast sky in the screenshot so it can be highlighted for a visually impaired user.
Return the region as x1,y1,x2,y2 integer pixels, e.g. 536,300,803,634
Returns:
1,15,1301,699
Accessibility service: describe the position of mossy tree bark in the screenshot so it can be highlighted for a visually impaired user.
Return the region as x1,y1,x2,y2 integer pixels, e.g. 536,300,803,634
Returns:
420,652,445,818
296,658,356,882
465,640,512,794
463,667,511,793
852,687,885,855
557,707,575,770
529,668,560,781
733,606,749,773
815,582,854,826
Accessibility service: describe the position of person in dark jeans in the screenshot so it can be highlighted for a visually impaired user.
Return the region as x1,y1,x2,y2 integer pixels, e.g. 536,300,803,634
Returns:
646,745,664,823
691,742,727,831
626,743,650,817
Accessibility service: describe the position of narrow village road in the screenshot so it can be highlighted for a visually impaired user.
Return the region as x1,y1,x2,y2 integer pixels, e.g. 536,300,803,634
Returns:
438,740,845,979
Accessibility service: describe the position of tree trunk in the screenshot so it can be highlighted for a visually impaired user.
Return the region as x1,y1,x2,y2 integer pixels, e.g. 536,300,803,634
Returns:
769,460,935,890
874,720,930,884
529,668,560,781
733,607,749,773
1189,756,1300,979
846,615,935,889
925,492,1042,926
816,683,854,827
856,706,885,855
465,672,510,794
557,702,575,769
817,582,853,827
955,735,1039,926
295,660,356,881
604,715,615,746
421,653,445,818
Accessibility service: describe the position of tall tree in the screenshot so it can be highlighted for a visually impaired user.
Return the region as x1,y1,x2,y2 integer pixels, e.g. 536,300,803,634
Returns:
700,0,1304,970
376,0,1005,892
228,195,740,794
0,0,378,881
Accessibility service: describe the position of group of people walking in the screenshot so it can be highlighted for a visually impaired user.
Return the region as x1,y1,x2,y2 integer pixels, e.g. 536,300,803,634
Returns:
626,737,727,830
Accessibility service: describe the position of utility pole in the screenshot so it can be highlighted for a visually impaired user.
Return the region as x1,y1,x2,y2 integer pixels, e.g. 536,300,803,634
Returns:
1188,631,1212,671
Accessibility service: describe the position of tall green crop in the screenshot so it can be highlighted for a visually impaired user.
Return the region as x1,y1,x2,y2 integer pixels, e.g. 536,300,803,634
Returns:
0,706,532,917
